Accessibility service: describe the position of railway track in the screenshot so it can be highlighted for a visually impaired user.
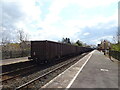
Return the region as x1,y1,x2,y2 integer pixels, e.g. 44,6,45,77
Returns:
2,53,88,89
15,54,87,90
1,65,36,83
1,61,34,74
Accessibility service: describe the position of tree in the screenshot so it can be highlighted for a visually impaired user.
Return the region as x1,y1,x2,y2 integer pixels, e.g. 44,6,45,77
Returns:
1,30,11,45
17,29,29,43
117,30,120,44
113,30,120,44
1,36,10,45
61,37,71,44
75,40,83,46
17,29,30,52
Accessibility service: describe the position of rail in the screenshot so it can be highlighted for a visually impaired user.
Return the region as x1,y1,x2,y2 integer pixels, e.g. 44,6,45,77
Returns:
1,65,35,83
15,58,77,90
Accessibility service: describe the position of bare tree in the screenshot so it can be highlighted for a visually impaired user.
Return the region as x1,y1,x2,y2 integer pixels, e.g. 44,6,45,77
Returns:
17,29,29,43
113,30,120,44
1,37,10,45
17,29,30,54
117,30,120,44
1,31,11,45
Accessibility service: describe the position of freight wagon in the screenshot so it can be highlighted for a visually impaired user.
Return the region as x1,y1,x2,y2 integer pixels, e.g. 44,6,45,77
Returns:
29,40,93,63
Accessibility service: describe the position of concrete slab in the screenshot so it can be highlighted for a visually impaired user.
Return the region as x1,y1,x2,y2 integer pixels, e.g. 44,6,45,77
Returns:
0,57,29,66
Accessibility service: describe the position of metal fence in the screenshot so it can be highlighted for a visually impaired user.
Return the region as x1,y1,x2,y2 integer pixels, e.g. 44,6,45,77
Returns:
2,50,30,60
109,50,120,61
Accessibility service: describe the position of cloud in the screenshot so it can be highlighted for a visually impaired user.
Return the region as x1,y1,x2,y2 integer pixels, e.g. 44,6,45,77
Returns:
32,0,118,44
83,33,90,36
91,35,114,45
1,0,118,45
1,0,42,41
74,22,117,45
42,0,70,26
68,0,118,8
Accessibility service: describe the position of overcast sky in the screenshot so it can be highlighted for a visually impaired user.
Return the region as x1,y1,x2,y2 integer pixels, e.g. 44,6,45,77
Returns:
1,0,118,45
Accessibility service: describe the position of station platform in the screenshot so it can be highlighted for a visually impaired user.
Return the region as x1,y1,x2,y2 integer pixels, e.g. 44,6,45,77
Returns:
0,57,29,66
42,50,119,89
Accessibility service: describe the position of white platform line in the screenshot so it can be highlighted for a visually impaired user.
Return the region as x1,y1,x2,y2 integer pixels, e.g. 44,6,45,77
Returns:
66,50,94,89
41,53,89,88
42,51,94,88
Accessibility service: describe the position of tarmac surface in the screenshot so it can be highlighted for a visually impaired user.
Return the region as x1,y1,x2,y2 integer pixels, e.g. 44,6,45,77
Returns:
0,57,29,66
42,50,119,89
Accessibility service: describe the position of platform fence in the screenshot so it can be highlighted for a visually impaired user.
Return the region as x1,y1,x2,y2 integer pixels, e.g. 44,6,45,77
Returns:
2,50,30,60
109,50,120,61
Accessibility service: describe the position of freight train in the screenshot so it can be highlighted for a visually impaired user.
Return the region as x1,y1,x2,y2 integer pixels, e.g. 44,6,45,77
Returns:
28,40,93,63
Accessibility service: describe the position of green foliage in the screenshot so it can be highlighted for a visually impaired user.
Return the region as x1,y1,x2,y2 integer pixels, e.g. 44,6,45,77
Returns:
2,42,30,59
61,38,71,44
111,43,120,51
59,38,90,47
75,40,83,46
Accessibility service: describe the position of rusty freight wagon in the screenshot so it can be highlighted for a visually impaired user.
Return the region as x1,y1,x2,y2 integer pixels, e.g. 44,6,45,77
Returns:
29,40,93,64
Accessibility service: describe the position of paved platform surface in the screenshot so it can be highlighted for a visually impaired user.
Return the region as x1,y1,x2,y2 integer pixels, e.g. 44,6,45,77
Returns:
0,57,29,66
42,50,119,89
